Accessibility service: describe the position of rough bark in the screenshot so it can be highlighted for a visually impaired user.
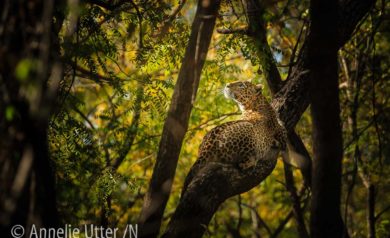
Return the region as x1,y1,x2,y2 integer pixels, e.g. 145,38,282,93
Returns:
163,151,279,238
138,1,221,237
0,0,63,234
308,0,345,237
243,1,310,236
162,0,375,237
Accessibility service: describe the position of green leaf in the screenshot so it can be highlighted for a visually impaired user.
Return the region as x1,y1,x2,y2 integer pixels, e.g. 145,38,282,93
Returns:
5,106,15,121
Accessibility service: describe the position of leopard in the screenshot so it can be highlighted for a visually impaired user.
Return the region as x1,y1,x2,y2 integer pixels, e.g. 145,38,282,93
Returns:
182,80,287,193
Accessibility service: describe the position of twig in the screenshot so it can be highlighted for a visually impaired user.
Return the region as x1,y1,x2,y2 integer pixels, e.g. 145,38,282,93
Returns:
71,105,95,130
112,82,144,170
270,210,294,238
286,20,306,80
241,203,272,236
129,0,143,49
216,28,249,35
237,195,243,233
283,162,309,238
375,205,390,221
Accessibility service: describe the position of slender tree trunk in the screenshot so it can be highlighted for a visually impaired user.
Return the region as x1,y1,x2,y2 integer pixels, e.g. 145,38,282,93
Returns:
283,163,309,238
308,0,346,237
367,184,376,238
138,1,221,237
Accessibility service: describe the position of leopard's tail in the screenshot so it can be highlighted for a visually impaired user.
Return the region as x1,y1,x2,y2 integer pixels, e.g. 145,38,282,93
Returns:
281,143,311,187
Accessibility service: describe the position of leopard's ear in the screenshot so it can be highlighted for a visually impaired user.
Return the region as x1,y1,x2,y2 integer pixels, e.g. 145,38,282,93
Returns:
255,84,263,93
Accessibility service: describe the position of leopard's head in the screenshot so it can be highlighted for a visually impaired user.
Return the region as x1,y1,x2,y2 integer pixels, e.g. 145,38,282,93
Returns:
224,81,265,111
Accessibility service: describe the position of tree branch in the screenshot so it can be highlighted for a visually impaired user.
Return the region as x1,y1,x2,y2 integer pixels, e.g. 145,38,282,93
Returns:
216,28,249,35
243,0,312,188
375,205,390,221
283,162,310,238
83,0,129,11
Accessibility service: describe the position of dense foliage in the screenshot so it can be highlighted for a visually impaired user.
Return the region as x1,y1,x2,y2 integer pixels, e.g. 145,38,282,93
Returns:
46,0,389,237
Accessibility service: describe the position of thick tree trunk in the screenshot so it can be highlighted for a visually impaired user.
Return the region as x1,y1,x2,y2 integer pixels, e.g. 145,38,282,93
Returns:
0,0,63,234
138,1,221,237
163,151,279,238
308,0,346,237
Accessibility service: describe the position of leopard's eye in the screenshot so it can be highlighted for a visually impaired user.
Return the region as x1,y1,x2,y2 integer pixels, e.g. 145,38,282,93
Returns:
238,83,246,89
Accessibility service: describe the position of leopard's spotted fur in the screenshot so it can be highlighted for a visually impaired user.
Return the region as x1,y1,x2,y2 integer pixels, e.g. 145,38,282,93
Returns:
182,81,287,192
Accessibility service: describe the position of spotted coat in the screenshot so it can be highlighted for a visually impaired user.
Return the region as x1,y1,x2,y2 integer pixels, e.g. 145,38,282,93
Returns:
182,81,287,192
